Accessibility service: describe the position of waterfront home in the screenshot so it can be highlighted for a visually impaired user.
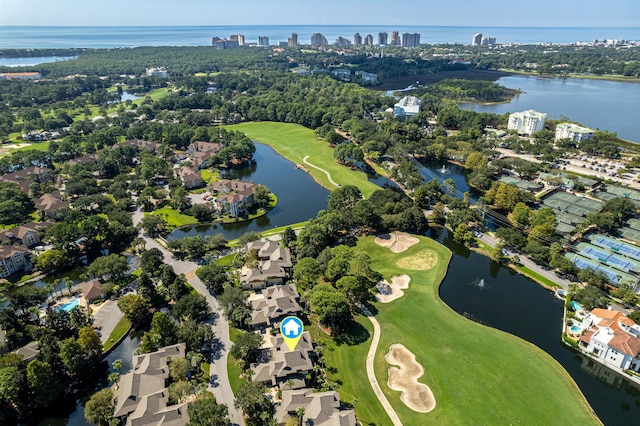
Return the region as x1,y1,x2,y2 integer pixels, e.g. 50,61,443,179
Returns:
0,246,30,278
82,280,105,304
187,141,222,169
579,308,640,372
175,166,203,189
210,179,257,217
113,343,189,425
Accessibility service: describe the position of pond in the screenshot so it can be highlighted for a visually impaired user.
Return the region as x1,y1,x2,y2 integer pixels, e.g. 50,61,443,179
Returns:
41,335,141,426
433,226,640,425
459,75,640,143
170,142,330,241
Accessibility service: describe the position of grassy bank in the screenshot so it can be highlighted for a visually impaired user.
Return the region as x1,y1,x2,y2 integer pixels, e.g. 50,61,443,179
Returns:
353,235,599,425
226,122,380,198
102,316,131,353
499,68,640,84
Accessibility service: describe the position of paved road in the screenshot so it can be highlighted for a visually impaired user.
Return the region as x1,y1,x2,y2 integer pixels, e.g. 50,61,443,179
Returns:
477,232,572,290
303,155,340,187
359,303,403,426
133,209,244,425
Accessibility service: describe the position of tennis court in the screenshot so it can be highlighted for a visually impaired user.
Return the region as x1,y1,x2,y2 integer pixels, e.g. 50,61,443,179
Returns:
620,227,640,245
565,253,636,286
589,234,640,261
627,218,640,232
574,242,640,273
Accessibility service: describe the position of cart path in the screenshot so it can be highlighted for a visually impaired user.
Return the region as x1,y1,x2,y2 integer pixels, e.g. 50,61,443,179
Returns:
359,303,403,426
303,155,340,187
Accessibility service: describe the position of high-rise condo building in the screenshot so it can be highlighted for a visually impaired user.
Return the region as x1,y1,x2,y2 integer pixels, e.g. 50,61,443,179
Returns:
288,33,298,47
555,123,594,142
258,36,269,46
507,110,547,135
402,33,420,47
364,34,373,46
378,32,388,45
472,33,483,46
353,33,362,46
310,33,328,46
390,31,401,46
230,34,245,46
334,36,351,47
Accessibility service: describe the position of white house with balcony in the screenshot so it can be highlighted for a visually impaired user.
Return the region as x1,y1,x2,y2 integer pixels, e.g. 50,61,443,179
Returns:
507,110,547,135
578,308,640,372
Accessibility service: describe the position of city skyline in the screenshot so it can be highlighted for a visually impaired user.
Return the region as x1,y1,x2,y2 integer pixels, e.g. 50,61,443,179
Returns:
2,0,640,27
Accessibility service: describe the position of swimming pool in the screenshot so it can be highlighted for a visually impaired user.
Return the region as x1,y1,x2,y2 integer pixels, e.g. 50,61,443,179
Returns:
58,298,80,312
570,325,582,334
571,301,584,312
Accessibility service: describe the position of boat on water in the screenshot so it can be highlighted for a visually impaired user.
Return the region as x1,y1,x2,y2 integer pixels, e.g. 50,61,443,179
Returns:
555,288,568,299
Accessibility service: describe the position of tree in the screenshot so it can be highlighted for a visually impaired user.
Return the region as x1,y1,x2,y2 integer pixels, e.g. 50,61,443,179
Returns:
0,366,22,403
611,284,638,307
230,331,263,369
253,184,270,208
187,396,229,426
572,285,607,311
293,257,322,287
399,206,429,234
26,360,61,407
181,236,208,260
87,254,129,281
178,320,215,354
140,248,165,275
309,284,351,333
465,152,488,170
34,249,69,274
169,357,191,382
324,256,350,283
453,223,474,244
84,388,114,426
282,227,297,249
117,294,150,324
173,293,210,321
234,381,273,426
139,214,167,237
218,286,249,329
196,261,228,294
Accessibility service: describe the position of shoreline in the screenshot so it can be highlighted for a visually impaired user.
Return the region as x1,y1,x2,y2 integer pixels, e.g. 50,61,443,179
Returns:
497,68,640,84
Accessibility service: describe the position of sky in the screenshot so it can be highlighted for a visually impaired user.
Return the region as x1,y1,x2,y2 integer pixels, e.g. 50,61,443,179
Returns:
2,0,640,27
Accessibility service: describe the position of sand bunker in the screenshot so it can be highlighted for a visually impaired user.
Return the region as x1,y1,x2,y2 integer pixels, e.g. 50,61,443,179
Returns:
374,232,419,253
395,250,438,270
376,275,411,303
385,344,436,413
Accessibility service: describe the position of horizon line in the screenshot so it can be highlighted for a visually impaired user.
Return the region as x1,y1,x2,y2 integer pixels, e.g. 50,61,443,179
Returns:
1,24,639,29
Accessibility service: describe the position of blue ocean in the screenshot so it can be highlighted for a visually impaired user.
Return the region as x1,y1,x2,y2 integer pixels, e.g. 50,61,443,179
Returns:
0,25,639,48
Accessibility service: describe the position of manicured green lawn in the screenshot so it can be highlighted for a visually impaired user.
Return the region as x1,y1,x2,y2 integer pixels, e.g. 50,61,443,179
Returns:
352,236,598,425
226,122,381,198
311,315,389,426
227,327,248,394
102,316,131,353
150,207,198,228
515,265,561,289
201,169,220,184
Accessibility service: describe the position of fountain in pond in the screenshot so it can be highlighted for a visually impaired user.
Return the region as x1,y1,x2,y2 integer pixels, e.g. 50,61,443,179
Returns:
473,278,486,289
439,165,451,174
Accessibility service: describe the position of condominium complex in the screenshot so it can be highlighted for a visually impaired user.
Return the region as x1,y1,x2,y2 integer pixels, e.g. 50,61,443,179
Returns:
555,123,594,142
364,34,373,46
353,33,362,46
378,32,388,45
389,31,401,46
334,36,351,47
288,33,298,47
472,33,483,46
258,36,269,46
402,32,420,47
230,34,245,46
507,110,547,135
310,33,328,46
212,36,239,49
145,67,168,78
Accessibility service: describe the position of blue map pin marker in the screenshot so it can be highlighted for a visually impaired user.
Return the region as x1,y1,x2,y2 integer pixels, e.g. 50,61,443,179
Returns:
280,316,303,351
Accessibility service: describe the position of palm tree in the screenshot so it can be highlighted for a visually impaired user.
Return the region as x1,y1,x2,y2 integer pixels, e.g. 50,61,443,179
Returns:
295,407,306,426
65,277,73,295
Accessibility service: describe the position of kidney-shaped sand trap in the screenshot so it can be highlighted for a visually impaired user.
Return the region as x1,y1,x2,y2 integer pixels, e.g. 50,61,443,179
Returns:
374,232,419,253
385,343,436,413
376,275,411,303
395,250,438,270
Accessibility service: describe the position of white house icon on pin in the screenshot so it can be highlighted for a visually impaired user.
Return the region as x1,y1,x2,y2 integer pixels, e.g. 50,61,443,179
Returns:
282,319,301,337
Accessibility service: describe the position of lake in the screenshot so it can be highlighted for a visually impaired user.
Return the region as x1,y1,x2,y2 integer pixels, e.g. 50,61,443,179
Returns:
459,75,640,143
170,142,330,241
0,56,75,67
